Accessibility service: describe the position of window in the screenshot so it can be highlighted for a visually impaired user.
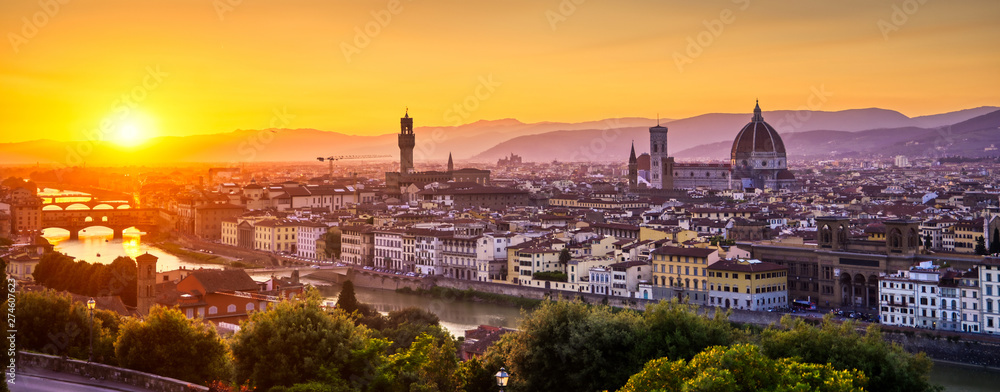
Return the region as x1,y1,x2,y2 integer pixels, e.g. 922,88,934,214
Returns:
227,304,237,313
208,306,218,315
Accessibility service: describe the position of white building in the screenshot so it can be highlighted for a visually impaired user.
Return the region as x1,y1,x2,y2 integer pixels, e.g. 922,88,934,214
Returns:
981,258,1000,334
412,229,448,276
894,155,909,168
589,266,612,295
476,233,523,282
608,261,651,298
296,222,329,260
879,273,917,328
878,261,942,329
959,268,981,333
374,229,406,271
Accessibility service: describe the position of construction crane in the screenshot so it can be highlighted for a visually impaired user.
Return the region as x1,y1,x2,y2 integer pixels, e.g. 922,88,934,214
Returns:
316,154,391,181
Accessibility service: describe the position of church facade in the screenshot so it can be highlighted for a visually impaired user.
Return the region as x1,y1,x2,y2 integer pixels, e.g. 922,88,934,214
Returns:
629,102,796,191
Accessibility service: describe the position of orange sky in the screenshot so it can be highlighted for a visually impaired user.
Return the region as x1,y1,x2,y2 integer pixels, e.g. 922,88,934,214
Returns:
1,0,999,145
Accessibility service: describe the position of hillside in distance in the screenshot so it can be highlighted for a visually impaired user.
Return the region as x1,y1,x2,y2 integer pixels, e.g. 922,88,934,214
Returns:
673,109,1000,160
471,106,1000,162
0,106,996,166
0,117,658,166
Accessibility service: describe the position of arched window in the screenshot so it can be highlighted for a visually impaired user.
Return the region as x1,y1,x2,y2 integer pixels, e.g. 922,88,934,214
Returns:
208,306,218,315
246,303,255,312
227,304,237,313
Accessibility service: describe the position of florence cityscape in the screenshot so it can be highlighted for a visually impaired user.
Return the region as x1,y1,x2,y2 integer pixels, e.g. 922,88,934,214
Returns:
3,1,1000,391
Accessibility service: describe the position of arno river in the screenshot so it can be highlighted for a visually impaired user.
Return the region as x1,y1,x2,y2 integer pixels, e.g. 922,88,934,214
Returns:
42,228,222,272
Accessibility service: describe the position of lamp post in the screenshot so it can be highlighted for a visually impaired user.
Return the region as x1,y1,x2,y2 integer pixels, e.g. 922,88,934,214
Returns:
87,298,96,362
495,367,509,392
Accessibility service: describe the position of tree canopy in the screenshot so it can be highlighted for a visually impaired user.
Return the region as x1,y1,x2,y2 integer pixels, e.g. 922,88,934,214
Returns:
32,253,138,306
758,315,940,392
618,344,866,392
115,306,231,384
15,289,120,363
230,288,381,391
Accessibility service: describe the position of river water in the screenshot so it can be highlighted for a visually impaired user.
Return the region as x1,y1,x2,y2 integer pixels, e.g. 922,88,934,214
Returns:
38,188,222,272
42,228,224,272
241,274,525,335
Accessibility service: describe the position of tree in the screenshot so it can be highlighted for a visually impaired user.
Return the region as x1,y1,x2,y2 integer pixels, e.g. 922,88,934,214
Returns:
758,315,940,392
639,299,741,363
336,280,361,315
14,289,120,363
32,254,137,306
990,228,1000,255
369,333,460,392
618,344,866,392
489,300,647,392
975,236,988,255
230,288,381,390
320,230,342,260
558,248,572,265
114,306,231,384
377,308,452,354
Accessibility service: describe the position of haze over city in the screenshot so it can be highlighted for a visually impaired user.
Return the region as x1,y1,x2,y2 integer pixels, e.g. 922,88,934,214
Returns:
2,0,1000,148
3,1,1000,392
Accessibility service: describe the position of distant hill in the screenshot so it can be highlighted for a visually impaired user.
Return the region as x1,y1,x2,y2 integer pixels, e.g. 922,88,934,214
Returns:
673,109,1000,160
472,107,999,162
0,106,996,165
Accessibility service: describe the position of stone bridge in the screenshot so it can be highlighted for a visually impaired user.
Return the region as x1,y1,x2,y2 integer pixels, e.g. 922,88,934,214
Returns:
41,208,162,239
41,200,133,211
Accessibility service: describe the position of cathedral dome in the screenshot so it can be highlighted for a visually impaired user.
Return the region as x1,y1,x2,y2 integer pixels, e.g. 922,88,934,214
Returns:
731,102,786,158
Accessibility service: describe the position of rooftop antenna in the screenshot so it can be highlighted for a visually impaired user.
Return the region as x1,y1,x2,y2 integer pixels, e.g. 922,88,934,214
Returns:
656,113,659,126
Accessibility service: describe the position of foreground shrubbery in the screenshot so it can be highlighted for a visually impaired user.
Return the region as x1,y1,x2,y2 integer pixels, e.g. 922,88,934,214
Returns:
17,281,941,392
463,299,939,392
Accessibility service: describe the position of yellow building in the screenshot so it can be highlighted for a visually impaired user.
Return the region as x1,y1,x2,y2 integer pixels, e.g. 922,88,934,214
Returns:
650,246,720,305
509,245,562,286
707,259,788,311
254,219,298,253
952,220,982,254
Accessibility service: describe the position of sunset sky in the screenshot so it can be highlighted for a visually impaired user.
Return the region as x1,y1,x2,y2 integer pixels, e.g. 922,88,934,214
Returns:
1,0,998,145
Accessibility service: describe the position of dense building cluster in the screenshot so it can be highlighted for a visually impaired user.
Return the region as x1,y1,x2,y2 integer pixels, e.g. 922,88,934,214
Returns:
2,108,1000,337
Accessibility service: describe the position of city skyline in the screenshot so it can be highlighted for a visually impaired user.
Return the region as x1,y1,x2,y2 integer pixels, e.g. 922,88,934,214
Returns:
2,0,999,147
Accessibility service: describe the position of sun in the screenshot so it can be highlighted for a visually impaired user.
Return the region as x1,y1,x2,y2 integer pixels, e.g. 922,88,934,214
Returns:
111,112,156,147
116,123,142,146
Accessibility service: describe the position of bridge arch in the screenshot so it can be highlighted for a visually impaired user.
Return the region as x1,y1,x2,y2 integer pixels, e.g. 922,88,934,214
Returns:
93,204,115,210
64,203,91,211
117,205,131,210
42,205,63,211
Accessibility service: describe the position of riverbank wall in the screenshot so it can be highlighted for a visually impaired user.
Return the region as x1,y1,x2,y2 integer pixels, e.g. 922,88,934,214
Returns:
17,351,208,392
422,277,1000,367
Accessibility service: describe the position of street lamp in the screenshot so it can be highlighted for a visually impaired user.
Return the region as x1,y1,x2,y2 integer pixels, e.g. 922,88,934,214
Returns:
495,367,509,392
87,298,96,362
